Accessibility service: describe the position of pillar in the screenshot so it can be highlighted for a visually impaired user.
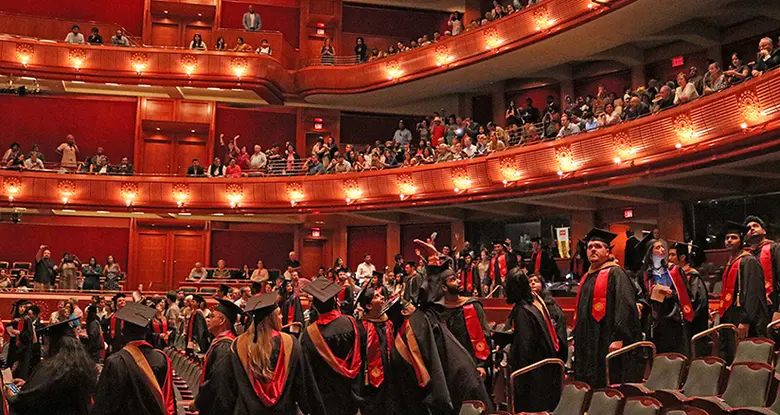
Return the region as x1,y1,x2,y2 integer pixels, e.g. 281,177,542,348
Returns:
491,82,506,127
631,64,645,91
451,220,465,250
386,223,400,269
559,80,574,111
657,202,684,242
458,93,474,121
707,45,723,68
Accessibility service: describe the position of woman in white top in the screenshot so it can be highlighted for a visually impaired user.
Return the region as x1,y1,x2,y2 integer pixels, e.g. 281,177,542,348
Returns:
256,39,272,55
189,33,207,51
597,102,622,127
674,72,699,105
448,12,464,35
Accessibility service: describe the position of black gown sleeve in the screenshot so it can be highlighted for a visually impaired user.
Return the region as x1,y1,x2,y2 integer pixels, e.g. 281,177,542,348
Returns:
610,267,642,345
91,356,124,415
771,244,780,313
293,297,305,324
292,338,328,415
740,257,770,335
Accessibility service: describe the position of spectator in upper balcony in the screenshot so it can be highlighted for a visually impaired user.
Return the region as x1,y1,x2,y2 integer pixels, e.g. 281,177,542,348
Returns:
243,5,262,32
651,85,675,114
90,147,106,167
87,27,103,45
113,157,134,175
256,39,272,55
557,113,581,138
521,98,540,124
321,38,335,65
597,102,621,127
56,134,79,169
623,96,649,121
462,136,477,158
187,158,205,177
219,134,239,162
506,4,515,14
215,36,227,51
213,259,230,279
24,152,44,170
687,66,704,96
225,158,242,178
330,153,351,173
2,142,20,164
111,29,130,47
90,154,110,174
703,61,728,94
189,33,207,51
492,1,506,18
724,52,750,85
233,37,253,52
449,11,464,36
65,25,85,44
304,155,325,175
393,120,412,146
354,37,367,63
752,37,780,77
236,146,251,169
673,72,699,105
582,112,598,132
207,157,225,177
250,145,267,170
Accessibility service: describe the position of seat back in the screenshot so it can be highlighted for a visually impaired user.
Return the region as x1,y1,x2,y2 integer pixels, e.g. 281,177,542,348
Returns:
179,286,197,293
770,383,780,415
665,406,710,415
623,397,661,415
586,389,624,415
733,338,775,365
12,262,31,270
552,381,591,415
200,287,217,295
644,353,687,391
721,362,773,408
458,400,486,415
681,356,727,397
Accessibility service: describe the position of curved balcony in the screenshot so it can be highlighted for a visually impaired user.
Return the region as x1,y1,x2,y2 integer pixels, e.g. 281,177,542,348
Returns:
1,68,778,213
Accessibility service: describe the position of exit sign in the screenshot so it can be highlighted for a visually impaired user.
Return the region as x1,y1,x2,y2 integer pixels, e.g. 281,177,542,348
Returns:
671,56,685,67
623,208,634,219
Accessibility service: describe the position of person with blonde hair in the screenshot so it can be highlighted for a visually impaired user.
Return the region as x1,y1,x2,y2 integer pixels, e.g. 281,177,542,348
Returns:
196,292,326,414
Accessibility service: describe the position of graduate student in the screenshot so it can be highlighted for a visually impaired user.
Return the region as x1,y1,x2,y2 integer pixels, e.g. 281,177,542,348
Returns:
195,298,244,412
744,215,780,313
186,294,210,354
668,242,710,351
278,279,304,330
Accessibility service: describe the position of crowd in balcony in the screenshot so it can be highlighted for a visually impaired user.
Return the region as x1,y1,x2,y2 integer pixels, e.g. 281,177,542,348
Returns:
1,135,134,175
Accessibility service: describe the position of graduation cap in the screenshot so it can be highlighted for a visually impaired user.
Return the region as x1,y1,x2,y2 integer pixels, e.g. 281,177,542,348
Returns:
38,316,79,340
635,231,654,259
491,329,514,349
28,305,40,315
492,240,508,246
245,293,279,342
744,215,767,230
302,278,342,304
372,271,384,279
191,294,205,306
723,221,749,238
112,292,126,306
583,228,617,245
115,301,157,328
215,299,243,325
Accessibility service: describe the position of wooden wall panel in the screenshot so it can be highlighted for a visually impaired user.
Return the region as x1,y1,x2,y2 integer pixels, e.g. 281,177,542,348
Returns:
347,225,387,270
219,0,301,47
0,0,145,35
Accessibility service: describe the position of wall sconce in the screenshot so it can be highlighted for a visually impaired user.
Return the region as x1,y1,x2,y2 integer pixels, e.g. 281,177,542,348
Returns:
16,44,33,67
180,54,198,77
397,173,417,200
533,6,554,31
287,182,304,206
130,52,148,75
172,183,190,207
738,90,763,128
230,56,248,79
483,27,503,50
120,182,139,207
555,145,579,175
611,132,637,164
226,183,243,208
343,179,362,204
435,45,453,66
69,49,87,71
58,180,76,204
3,177,21,201
673,113,695,148
385,60,403,80
499,157,522,184
451,167,472,193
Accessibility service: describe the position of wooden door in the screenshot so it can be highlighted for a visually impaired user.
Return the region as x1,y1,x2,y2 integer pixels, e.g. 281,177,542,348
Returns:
174,139,208,175
172,233,204,286
136,233,169,292
142,138,174,174
301,239,325,279
150,22,180,47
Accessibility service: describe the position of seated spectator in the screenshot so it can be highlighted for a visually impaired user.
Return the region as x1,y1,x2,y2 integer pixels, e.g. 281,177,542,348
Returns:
24,152,44,170
243,5,262,31
752,37,780,77
90,154,110,174
321,38,335,65
212,259,231,279
703,62,728,94
225,157,242,178
188,262,207,281
522,123,540,143
27,144,44,162
110,30,130,47
6,153,24,170
113,157,134,175
256,39,272,55
233,37,253,52
354,37,367,63
187,158,205,176
331,153,352,173
435,144,454,162
462,136,477,158
674,72,699,105
557,113,581,138
87,27,103,45
250,260,269,282
651,85,675,113
2,142,20,164
582,112,599,132
448,12,464,35
65,25,85,44
81,257,103,291
724,52,750,84
305,155,325,175
622,96,649,121
0,269,11,290
207,157,225,177
393,120,412,146
215,36,227,51
189,33,207,51
597,102,621,127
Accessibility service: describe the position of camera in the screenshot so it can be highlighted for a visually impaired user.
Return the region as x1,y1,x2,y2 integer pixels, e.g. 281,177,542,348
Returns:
10,212,21,224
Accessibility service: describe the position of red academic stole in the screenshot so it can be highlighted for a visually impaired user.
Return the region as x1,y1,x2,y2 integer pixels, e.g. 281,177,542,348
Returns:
393,320,430,387
237,331,294,407
758,242,774,299
338,286,348,302
124,340,175,415
463,303,489,360
361,318,393,387
110,314,123,339
534,251,542,274
574,263,613,325
460,266,474,293
668,266,694,322
15,318,23,346
200,331,236,384
720,253,749,316
532,292,560,352
490,253,507,281
152,318,168,335
286,299,296,325
306,311,362,378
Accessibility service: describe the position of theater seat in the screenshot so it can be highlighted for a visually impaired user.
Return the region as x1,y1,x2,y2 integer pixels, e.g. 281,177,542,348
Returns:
586,389,624,415
619,353,687,397
688,362,773,415
734,338,775,365
624,396,662,415
199,287,217,295
0,261,9,269
459,400,486,415
517,381,592,415
179,286,197,294
12,262,31,270
654,357,727,409
665,406,710,415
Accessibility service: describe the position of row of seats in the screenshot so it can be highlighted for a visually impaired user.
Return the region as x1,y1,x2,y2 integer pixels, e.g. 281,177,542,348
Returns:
164,347,203,415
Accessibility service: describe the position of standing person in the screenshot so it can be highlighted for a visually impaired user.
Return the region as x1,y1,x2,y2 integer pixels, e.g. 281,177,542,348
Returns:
194,299,243,412
279,279,304,329
529,237,561,283
14,302,37,380
505,268,562,412
320,38,335,65
104,293,126,356
354,37,367,63
164,291,180,344
84,305,104,362
718,222,769,361
300,278,364,415
193,293,326,415
529,274,568,361
82,257,103,291
356,253,376,282
64,25,85,44
103,256,123,291
150,300,170,349
33,245,57,291
744,215,780,315
56,135,79,169
668,243,709,350
624,229,641,272
640,239,694,356
92,302,176,415
488,240,514,296
573,228,642,388
402,261,422,304
7,300,29,371
186,295,210,355
8,317,97,415
335,269,356,317
58,253,81,291
242,5,262,31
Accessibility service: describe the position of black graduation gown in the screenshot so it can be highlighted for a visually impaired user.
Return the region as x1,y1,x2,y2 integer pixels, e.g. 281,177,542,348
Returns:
8,355,95,415
188,311,211,354
195,334,326,415
459,265,482,297
573,262,642,388
280,296,304,328
643,266,693,356
541,290,569,362
338,286,356,317
530,250,561,282
391,308,494,415
13,316,34,381
92,342,175,415
404,272,423,304
433,298,490,372
104,313,124,355
86,319,104,362
358,316,401,415
195,336,235,413
721,253,770,337
508,301,562,412
625,236,641,272
300,314,364,415
685,266,710,354
752,241,780,312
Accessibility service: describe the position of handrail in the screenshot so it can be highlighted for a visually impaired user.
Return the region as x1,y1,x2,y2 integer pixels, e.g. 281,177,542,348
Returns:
508,358,565,413
691,323,737,359
605,341,655,386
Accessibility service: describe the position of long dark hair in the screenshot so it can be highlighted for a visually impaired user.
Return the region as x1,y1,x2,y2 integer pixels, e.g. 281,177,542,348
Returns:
505,266,532,305
640,238,668,276
43,335,98,395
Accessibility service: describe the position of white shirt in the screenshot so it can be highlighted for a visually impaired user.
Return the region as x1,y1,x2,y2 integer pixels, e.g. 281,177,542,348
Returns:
257,46,272,55
249,13,257,28
234,297,247,309
356,262,375,281
250,152,267,169
462,144,477,157
65,33,85,44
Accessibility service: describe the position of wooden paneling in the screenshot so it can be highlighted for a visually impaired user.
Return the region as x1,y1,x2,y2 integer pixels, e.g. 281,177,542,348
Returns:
174,139,208,174
0,0,145,35
144,99,177,122
150,22,181,47
301,238,325,279
142,138,175,174
219,0,301,47
179,101,213,123
135,233,169,290
173,233,205,282
347,226,387,270
0,13,126,43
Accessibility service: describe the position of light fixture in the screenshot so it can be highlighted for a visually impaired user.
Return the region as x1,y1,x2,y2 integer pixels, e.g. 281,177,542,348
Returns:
738,90,762,126
287,182,304,206
673,114,695,147
180,54,198,77
131,52,148,75
15,44,33,67
385,60,403,80
533,6,553,31
121,182,139,207
451,167,472,193
179,212,192,216
499,157,522,184
58,179,76,204
314,118,324,130
343,179,362,204
230,56,248,79
555,145,579,174
68,49,86,71
397,174,417,199
172,183,190,207
435,44,454,66
483,27,503,50
225,183,243,208
3,177,21,201
611,132,637,165
96,210,110,214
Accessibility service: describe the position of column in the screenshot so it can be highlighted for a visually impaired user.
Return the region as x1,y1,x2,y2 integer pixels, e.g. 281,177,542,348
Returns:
458,93,474,121
559,79,574,111
657,202,684,242
631,64,645,90
451,219,465,250
491,82,506,126
386,223,400,268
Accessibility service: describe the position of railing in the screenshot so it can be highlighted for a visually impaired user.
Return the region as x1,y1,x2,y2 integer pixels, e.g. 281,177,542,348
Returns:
0,11,142,47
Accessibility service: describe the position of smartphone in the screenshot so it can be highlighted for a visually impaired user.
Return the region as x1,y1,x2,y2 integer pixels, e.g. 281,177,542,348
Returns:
5,383,19,394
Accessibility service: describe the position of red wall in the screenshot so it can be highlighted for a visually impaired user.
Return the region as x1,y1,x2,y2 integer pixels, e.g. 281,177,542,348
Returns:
722,30,780,72
0,96,137,165
214,106,297,155
400,222,451,262
340,112,425,146
347,226,387,270
573,70,631,99
0,221,130,270
219,1,300,47
342,4,450,41
506,84,560,112
209,229,294,270
645,51,709,86
0,0,145,35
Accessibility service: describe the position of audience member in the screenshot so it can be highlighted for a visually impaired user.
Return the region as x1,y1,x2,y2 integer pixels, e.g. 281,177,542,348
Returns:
213,259,231,279
225,157,242,178
189,33,207,50
23,152,44,170
110,29,130,46
187,158,205,176
256,39,272,55
207,157,226,177
233,37,252,52
113,157,134,175
242,5,262,31
189,262,207,281
557,113,580,138
752,37,780,77
724,52,750,84
321,38,335,65
87,27,103,45
393,120,412,146
673,72,699,105
64,25,85,44
102,255,122,290
215,36,227,51
354,37,368,63
56,134,79,169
